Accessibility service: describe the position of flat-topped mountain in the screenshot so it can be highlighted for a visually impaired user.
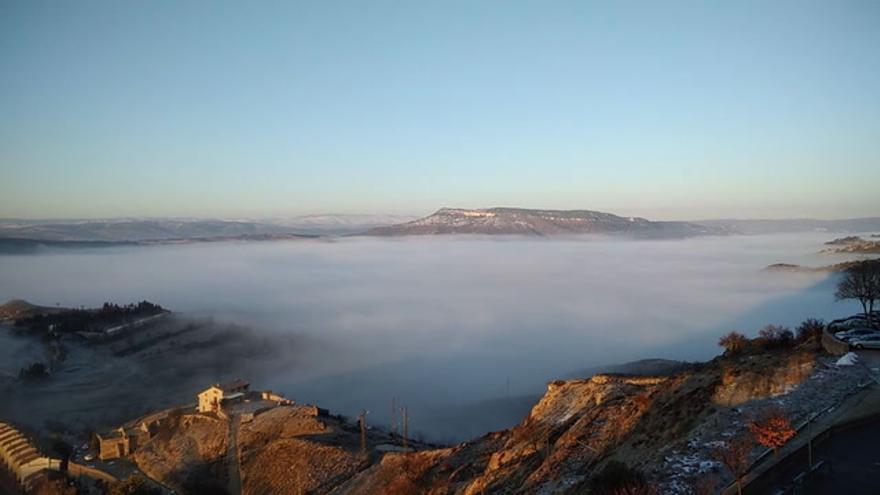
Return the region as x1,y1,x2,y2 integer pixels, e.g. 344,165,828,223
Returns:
365,207,717,238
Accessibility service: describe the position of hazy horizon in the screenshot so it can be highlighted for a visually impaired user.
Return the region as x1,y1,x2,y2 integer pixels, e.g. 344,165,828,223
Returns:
3,208,880,224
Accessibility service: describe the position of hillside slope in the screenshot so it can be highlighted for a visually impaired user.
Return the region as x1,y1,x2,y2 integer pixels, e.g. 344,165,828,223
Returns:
339,349,863,494
130,348,870,494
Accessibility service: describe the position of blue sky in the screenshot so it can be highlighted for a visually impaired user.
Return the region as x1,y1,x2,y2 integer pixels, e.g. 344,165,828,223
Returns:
1,0,879,220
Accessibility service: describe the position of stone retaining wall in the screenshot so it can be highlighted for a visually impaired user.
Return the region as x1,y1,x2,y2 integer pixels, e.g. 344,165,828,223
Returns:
821,327,850,356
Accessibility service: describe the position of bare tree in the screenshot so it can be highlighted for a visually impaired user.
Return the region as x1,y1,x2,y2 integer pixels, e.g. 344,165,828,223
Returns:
836,260,880,318
714,435,753,495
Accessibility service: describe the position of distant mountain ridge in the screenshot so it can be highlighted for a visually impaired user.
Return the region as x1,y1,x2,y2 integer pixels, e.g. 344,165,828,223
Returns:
0,214,419,242
365,207,718,238
0,219,301,242
3,212,878,248
698,217,880,234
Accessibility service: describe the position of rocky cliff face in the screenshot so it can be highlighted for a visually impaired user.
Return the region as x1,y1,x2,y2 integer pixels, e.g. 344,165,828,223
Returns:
712,352,815,406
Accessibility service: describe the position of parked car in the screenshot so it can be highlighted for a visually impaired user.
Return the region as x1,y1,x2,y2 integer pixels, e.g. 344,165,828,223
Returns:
836,328,880,341
849,335,880,350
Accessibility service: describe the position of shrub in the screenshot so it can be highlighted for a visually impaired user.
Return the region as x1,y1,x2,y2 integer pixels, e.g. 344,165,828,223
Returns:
796,318,825,343
756,325,794,350
714,436,753,495
719,331,749,355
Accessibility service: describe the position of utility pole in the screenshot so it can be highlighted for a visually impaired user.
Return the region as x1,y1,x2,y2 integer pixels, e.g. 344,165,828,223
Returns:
358,410,369,458
401,406,409,453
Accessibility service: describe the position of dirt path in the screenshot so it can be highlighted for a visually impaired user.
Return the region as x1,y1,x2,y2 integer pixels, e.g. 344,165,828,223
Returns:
227,415,242,495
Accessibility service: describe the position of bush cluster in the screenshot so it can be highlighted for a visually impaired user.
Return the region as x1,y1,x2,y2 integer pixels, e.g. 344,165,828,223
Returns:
719,318,824,355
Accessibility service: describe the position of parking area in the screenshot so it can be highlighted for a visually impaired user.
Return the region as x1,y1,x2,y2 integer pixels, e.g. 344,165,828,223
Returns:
855,350,880,372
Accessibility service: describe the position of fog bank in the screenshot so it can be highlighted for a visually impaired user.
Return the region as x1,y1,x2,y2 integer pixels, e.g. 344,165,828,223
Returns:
0,233,864,441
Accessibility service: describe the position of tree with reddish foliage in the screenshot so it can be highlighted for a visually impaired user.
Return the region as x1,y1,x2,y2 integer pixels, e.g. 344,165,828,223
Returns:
748,408,796,458
714,436,753,495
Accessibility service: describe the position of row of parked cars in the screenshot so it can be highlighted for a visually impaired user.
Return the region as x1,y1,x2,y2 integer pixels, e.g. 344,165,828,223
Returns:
835,327,880,349
828,313,880,350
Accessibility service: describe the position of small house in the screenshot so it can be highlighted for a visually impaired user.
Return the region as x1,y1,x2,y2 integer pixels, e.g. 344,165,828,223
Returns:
197,378,250,413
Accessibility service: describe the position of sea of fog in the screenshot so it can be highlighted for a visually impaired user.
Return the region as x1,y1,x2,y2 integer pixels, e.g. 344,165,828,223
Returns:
0,233,867,441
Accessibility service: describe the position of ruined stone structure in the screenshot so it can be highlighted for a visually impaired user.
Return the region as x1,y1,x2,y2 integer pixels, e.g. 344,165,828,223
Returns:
261,391,294,405
96,422,152,461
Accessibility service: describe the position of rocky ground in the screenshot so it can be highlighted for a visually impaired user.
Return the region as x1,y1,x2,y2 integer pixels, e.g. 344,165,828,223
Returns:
133,413,229,493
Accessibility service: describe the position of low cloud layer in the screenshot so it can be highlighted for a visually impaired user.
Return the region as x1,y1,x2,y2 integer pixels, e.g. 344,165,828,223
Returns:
0,233,863,441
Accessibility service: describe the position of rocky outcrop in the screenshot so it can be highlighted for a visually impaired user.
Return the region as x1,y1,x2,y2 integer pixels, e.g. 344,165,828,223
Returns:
712,352,815,406
131,414,228,493
237,407,368,495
